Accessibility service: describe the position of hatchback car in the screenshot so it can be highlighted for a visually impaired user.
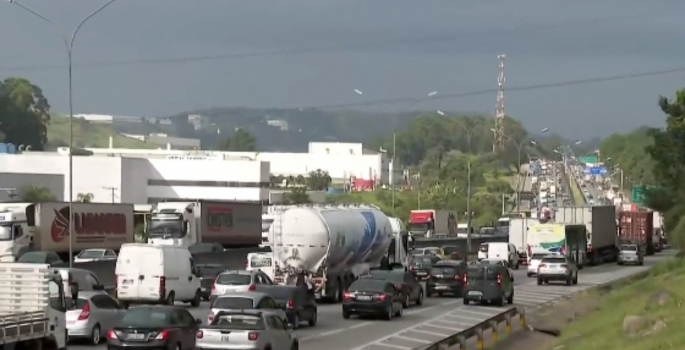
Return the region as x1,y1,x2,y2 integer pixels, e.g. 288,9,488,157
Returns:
342,279,404,320
537,255,578,286
258,285,318,328
426,260,466,297
73,249,117,263
617,244,643,266
462,264,514,306
106,306,202,350
365,270,424,307
196,310,298,350
209,270,274,305
409,255,440,281
67,292,125,345
208,292,286,324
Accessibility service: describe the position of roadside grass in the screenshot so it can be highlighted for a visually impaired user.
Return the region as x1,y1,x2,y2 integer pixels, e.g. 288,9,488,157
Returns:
47,115,156,149
568,174,585,205
552,257,685,350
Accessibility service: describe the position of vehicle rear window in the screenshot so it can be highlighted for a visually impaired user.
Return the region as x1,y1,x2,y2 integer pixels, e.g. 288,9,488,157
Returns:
212,314,265,330
442,246,460,255
541,257,567,264
68,298,89,310
531,254,547,260
411,257,434,267
430,266,458,275
369,272,403,282
349,280,389,292
77,250,104,259
119,308,171,328
479,244,488,252
621,246,638,252
213,297,255,310
197,265,225,277
216,274,251,285
261,287,296,301
467,266,498,280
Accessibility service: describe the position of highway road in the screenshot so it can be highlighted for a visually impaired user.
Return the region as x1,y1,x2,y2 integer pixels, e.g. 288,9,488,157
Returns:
71,251,674,350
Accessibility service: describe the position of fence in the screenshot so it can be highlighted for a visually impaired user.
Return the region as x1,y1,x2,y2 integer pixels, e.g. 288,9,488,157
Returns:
422,307,525,350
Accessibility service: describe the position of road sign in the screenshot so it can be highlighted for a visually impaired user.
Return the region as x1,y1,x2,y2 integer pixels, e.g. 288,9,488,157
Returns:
579,156,598,164
590,167,601,175
599,167,608,175
519,191,536,200
632,185,646,205
583,168,591,174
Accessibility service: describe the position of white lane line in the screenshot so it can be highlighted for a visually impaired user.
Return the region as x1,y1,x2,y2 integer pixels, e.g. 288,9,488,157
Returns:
408,328,450,337
422,323,464,331
390,335,431,344
372,344,412,349
430,319,474,327
443,314,486,322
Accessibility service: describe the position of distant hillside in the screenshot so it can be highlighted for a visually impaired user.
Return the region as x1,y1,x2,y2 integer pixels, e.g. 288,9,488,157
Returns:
47,115,156,150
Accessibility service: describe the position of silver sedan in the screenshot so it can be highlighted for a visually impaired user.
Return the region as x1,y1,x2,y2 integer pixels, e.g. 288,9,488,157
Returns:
66,292,126,345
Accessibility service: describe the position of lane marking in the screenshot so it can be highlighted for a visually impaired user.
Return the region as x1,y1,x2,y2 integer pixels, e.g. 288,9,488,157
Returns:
373,344,412,349
390,335,431,344
408,328,449,337
421,323,463,331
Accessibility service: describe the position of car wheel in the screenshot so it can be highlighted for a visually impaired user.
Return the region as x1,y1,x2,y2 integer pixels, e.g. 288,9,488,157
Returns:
395,304,403,317
383,305,393,320
190,290,201,307
537,278,542,286
342,309,351,319
527,272,533,277
463,298,469,305
90,324,101,345
565,277,572,286
308,311,318,327
402,294,410,308
416,290,424,305
495,296,504,307
292,315,300,329
507,290,514,304
291,342,299,350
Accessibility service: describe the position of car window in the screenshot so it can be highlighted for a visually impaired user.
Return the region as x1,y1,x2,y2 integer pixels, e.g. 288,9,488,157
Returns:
91,295,120,309
267,315,286,330
105,250,117,257
214,297,255,310
19,252,46,263
467,266,499,280
47,252,61,263
213,314,265,329
197,265,226,277
120,308,172,327
479,244,488,252
84,274,100,288
348,279,388,292
621,245,638,251
77,250,104,259
69,297,89,310
257,297,279,309
541,257,567,264
369,272,402,282
258,274,273,285
216,274,251,285
177,309,197,326
531,254,547,260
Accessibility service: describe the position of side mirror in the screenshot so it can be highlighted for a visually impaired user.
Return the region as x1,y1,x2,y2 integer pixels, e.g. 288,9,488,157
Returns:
92,284,105,291
286,322,294,329
196,318,203,324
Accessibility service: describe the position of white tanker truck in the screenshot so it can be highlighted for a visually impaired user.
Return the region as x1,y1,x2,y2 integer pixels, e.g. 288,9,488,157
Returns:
269,204,393,303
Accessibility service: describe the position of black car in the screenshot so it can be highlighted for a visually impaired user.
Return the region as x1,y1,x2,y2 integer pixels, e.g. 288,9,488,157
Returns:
342,279,403,320
409,255,440,281
258,285,318,329
106,306,201,350
196,264,227,301
365,270,424,307
426,260,467,297
462,264,514,306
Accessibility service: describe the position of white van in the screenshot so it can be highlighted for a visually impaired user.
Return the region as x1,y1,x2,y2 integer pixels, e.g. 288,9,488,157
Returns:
479,242,519,269
115,243,201,308
246,252,275,281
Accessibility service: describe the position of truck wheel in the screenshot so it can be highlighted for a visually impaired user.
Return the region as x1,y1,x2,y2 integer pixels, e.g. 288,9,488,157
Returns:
190,290,201,307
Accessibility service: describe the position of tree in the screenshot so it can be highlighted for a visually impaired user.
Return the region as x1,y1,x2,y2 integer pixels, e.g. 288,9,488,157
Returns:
283,188,311,204
216,128,257,151
0,77,50,149
306,169,332,191
19,186,56,202
77,192,94,202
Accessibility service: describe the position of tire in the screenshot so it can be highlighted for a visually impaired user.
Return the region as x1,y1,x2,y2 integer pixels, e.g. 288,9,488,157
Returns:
121,301,130,309
402,294,410,308
342,309,350,319
383,305,393,320
463,298,469,305
514,263,520,270
166,292,175,305
291,342,299,350
415,290,424,306
573,274,578,285
308,311,318,327
507,291,514,305
291,314,300,329
190,290,201,307
90,324,101,345
617,262,623,266
565,277,572,286
527,273,533,277
537,278,543,286
495,297,504,307
394,304,403,317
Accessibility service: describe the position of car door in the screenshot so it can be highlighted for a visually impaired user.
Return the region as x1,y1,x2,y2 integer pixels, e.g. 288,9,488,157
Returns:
90,294,125,331
174,309,198,349
403,273,419,300
84,273,103,292
266,315,291,350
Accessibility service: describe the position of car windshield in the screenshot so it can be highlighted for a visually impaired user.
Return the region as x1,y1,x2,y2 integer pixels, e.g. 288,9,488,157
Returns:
542,257,567,264
119,308,172,328
213,297,255,309
411,257,435,268
430,266,458,275
369,272,403,282
212,314,265,330
467,266,498,280
216,274,252,285
349,280,388,292
77,250,104,259
19,252,47,263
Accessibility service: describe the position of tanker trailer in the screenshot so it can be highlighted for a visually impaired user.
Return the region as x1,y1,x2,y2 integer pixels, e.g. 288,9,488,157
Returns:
336,204,393,273
271,207,385,303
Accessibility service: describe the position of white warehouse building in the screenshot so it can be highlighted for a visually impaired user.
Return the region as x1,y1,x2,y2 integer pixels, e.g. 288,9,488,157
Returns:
0,153,269,204
84,142,392,184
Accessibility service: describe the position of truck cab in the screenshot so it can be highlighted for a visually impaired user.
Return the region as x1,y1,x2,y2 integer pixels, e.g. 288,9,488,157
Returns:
0,204,33,262
148,202,198,247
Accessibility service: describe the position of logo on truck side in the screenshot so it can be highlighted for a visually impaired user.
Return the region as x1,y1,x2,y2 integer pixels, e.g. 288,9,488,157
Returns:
51,207,127,243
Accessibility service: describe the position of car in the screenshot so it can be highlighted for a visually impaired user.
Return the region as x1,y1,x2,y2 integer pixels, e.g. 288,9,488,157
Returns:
527,252,548,277
365,270,424,307
409,254,440,281
196,310,299,350
617,244,643,265
426,260,467,297
258,285,318,328
73,249,117,263
478,259,514,282
66,292,126,345
106,306,202,350
537,255,578,286
208,292,286,324
19,251,63,266
53,267,108,294
209,270,274,305
441,246,464,260
462,263,514,306
196,263,228,301
342,279,404,320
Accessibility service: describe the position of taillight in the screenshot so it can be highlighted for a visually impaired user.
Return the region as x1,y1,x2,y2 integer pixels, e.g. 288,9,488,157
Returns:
376,294,387,301
496,274,502,287
463,274,468,286
286,299,295,309
196,330,204,339
248,284,256,291
159,276,166,298
207,312,214,324
154,330,169,340
454,274,460,280
343,292,353,301
560,264,568,268
77,302,90,320
211,282,217,294
409,266,415,272
394,284,402,290
248,332,259,341
106,330,118,340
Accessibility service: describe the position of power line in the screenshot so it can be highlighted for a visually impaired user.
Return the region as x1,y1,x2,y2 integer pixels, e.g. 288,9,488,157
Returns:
304,66,685,110
0,13,654,72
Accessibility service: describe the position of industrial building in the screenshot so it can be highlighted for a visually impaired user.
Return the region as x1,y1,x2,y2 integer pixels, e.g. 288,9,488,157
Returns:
0,152,269,204
84,141,394,185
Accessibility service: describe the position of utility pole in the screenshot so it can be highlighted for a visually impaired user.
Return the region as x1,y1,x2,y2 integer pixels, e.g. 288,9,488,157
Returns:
103,186,118,203
493,54,506,153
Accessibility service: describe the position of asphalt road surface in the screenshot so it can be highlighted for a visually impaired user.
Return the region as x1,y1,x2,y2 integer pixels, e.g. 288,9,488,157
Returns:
72,252,674,350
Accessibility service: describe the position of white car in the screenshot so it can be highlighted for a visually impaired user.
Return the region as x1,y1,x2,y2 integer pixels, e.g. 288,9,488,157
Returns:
527,253,548,277
73,249,117,263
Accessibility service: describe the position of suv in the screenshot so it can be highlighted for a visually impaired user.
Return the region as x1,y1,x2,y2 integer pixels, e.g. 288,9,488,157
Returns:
462,264,514,306
426,260,467,297
210,270,274,305
537,255,578,286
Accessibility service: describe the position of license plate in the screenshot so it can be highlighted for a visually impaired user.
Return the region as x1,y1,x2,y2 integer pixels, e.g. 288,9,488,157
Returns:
123,280,133,285
201,287,208,291
127,334,146,340
221,335,230,342
468,291,483,296
435,286,448,290
434,275,443,278
417,272,427,275
356,296,372,301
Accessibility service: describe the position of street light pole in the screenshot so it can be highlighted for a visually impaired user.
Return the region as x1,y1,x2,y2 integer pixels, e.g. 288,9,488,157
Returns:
10,0,118,267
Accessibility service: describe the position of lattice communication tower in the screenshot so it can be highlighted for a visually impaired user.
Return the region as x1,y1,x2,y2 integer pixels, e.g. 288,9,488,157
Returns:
493,54,506,153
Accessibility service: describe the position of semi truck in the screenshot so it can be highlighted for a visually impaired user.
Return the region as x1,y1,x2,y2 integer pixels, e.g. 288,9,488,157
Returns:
618,211,654,256
270,205,392,302
408,209,458,237
554,206,618,265
0,263,69,350
527,223,587,267
148,200,262,248
0,202,135,262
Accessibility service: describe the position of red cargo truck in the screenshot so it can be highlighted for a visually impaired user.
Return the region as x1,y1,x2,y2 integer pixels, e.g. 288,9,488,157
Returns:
617,211,654,256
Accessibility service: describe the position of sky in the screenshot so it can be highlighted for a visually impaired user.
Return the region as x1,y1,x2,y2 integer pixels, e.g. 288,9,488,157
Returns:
1,0,684,138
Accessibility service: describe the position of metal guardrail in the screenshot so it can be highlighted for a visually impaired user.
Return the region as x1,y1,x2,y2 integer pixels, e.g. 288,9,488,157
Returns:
422,307,526,350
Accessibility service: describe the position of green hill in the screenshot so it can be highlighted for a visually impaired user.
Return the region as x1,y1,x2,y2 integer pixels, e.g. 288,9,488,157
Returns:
46,115,156,149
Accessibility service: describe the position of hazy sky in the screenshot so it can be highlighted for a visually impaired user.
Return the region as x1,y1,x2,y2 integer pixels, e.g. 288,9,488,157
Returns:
1,0,684,137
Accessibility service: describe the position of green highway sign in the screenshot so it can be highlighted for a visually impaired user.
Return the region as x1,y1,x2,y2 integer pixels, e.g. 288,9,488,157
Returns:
632,185,646,205
578,155,598,164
